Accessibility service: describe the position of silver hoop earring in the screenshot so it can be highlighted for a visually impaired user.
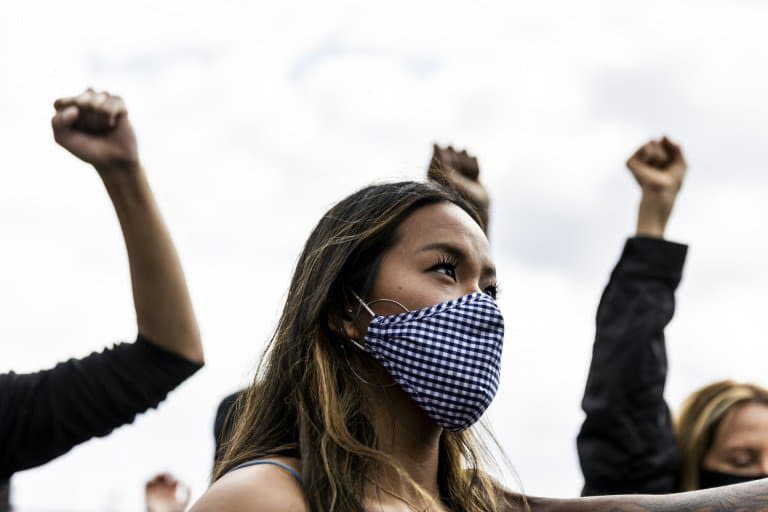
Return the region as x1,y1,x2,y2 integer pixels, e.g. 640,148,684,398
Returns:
340,341,372,385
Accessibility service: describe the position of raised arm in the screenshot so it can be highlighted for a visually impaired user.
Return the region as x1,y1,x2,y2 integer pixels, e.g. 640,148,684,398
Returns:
427,144,490,233
0,90,203,479
577,137,688,495
51,89,203,363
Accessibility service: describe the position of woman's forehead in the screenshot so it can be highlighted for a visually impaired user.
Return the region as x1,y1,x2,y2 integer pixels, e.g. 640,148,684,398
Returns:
396,202,491,259
715,402,768,448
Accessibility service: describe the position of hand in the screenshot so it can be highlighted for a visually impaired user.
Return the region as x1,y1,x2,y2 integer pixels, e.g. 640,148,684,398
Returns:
146,473,191,512
51,88,139,174
427,144,490,232
626,136,687,238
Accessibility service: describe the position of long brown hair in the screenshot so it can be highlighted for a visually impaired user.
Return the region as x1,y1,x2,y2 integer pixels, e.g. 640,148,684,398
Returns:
676,380,768,490
214,181,513,511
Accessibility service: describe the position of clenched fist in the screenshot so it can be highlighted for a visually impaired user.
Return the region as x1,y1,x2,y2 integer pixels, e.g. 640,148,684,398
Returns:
52,88,139,173
626,136,687,238
146,472,191,512
428,144,490,232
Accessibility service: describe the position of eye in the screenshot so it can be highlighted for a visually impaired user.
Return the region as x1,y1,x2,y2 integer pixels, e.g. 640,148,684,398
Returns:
484,283,499,299
430,258,457,281
726,451,757,469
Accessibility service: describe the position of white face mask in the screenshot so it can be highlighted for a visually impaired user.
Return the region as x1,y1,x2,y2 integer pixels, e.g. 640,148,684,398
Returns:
351,291,505,432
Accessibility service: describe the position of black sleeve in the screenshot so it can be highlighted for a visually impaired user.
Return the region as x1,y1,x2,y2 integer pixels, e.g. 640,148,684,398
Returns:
213,390,244,467
0,334,202,479
577,237,687,495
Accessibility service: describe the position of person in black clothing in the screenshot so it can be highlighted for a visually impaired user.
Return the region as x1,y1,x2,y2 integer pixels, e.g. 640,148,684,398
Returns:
577,136,688,495
0,89,204,509
577,137,768,495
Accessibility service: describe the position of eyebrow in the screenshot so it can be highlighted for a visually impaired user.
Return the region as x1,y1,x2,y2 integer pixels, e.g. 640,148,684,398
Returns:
417,242,497,279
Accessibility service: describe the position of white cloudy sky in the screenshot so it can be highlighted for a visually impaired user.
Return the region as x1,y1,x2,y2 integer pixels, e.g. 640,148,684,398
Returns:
2,0,768,509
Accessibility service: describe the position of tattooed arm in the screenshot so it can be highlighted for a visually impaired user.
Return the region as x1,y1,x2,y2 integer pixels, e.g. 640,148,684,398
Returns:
507,478,768,511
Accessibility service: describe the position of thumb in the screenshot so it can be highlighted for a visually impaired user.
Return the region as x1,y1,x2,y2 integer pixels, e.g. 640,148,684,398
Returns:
627,157,657,182
51,105,79,130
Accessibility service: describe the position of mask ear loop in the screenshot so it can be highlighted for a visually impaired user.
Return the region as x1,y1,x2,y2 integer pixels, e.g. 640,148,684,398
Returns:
349,289,376,317
344,290,404,388
346,290,411,352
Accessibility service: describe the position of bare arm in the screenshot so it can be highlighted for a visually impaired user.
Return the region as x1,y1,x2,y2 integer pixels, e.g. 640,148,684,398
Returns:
627,136,687,239
52,89,203,363
427,144,490,233
523,478,768,511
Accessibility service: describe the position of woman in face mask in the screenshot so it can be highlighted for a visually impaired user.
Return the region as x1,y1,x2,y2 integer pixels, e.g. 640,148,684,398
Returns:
193,180,512,512
677,381,768,490
193,182,504,511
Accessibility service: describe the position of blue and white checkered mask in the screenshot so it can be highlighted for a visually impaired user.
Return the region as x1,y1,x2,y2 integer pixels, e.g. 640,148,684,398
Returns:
350,291,504,432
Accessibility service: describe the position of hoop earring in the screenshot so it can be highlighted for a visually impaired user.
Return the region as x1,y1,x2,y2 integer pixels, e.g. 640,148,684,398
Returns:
340,340,398,388
339,342,372,385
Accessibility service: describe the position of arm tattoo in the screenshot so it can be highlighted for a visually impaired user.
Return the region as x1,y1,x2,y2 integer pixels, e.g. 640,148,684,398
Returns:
502,479,768,512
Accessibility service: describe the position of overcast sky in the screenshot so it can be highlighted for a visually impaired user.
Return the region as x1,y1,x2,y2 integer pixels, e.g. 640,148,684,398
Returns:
3,1,768,509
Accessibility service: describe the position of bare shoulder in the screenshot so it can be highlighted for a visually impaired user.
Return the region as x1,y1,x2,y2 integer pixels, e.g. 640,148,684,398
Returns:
190,458,306,512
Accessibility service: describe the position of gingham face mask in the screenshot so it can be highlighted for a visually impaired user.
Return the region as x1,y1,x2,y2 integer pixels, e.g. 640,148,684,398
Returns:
350,291,504,432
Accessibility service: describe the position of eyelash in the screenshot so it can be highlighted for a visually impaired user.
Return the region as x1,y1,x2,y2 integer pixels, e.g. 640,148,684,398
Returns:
429,257,500,299
431,256,458,280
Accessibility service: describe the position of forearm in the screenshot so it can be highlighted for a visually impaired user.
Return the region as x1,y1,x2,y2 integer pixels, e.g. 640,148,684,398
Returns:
525,478,768,511
636,190,676,239
101,165,203,363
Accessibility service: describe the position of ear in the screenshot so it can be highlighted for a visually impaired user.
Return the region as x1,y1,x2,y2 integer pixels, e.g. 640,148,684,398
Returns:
327,304,362,343
341,309,361,342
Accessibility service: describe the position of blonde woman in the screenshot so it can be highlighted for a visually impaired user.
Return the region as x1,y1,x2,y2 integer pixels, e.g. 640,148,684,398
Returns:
676,381,768,489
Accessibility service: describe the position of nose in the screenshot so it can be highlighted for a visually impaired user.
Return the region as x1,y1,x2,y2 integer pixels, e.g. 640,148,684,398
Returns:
463,282,482,296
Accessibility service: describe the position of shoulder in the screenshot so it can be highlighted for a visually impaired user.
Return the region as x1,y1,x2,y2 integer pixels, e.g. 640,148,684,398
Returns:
190,457,306,512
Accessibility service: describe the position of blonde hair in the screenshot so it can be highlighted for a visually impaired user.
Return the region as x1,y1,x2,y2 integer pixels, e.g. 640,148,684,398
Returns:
675,380,768,490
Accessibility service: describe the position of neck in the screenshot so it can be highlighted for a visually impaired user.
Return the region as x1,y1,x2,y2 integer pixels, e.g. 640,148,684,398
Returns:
365,378,444,505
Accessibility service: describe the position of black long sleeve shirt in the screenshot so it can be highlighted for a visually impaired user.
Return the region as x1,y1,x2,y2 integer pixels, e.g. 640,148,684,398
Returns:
577,237,687,495
0,335,202,482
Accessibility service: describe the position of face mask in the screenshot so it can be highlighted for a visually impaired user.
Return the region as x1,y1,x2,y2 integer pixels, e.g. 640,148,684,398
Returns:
699,468,768,488
350,291,504,432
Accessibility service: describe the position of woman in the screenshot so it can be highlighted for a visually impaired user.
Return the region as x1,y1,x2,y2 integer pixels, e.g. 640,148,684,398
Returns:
193,180,511,511
676,381,768,490
578,137,768,494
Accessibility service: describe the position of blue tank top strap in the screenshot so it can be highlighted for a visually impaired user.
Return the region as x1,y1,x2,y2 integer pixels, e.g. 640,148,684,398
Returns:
226,459,303,485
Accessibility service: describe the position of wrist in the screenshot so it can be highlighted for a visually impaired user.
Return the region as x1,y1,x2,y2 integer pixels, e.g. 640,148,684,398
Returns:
636,194,674,239
99,163,153,209
97,161,144,188
636,218,667,238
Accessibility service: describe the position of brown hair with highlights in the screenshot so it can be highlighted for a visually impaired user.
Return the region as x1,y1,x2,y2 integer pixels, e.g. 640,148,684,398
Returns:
214,181,514,511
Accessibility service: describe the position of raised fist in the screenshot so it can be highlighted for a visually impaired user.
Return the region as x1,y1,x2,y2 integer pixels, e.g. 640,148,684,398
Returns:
626,136,686,195
145,472,191,512
626,136,687,238
428,144,490,231
52,88,139,173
